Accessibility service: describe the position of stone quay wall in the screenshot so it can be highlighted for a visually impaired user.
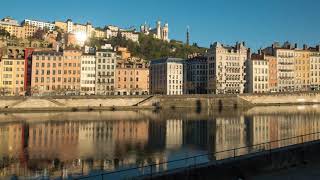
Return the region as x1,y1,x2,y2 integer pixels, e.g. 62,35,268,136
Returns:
0,91,319,112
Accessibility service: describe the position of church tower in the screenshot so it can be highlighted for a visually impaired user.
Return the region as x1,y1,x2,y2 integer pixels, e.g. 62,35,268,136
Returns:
156,21,161,39
162,22,169,41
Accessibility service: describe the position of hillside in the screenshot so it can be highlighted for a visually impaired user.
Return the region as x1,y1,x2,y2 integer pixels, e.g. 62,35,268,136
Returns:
87,33,207,60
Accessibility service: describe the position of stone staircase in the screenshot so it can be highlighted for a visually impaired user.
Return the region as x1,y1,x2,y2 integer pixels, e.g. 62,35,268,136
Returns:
46,98,65,107
133,96,155,106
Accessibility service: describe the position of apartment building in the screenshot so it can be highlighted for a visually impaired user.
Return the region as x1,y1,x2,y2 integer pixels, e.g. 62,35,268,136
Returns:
183,56,208,94
31,49,82,95
55,19,105,39
0,57,25,96
0,17,42,39
207,42,248,94
310,46,320,90
275,48,295,92
0,17,24,39
263,42,313,92
61,49,82,94
246,53,269,93
80,54,96,95
105,25,139,42
294,48,310,91
115,57,149,95
23,25,39,39
265,55,277,92
150,58,184,95
22,19,55,31
95,50,117,95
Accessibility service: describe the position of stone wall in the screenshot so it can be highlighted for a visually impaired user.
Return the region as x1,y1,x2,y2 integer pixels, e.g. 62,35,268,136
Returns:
0,92,319,112
239,91,320,105
0,96,148,110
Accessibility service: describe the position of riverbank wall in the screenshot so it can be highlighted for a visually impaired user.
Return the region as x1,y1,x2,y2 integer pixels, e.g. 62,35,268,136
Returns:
0,91,319,112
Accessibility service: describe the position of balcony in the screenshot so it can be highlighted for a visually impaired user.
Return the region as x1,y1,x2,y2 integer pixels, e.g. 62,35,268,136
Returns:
96,81,114,84
278,62,294,65
98,74,114,77
278,55,294,58
278,77,294,80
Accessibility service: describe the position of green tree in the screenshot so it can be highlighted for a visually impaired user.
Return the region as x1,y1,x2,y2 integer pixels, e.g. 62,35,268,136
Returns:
56,31,63,41
32,29,47,40
31,27,50,41
87,33,207,60
0,29,10,38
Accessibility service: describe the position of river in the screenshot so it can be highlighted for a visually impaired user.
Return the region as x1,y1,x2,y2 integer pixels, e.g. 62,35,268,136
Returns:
1,105,320,179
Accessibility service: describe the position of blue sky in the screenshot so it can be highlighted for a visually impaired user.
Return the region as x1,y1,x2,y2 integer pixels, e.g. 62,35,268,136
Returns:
1,0,319,50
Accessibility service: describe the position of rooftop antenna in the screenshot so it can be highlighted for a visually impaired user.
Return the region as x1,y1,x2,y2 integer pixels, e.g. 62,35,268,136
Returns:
186,25,190,46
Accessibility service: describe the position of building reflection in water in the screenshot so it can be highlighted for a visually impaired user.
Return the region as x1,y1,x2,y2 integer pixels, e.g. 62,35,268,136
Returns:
1,106,320,178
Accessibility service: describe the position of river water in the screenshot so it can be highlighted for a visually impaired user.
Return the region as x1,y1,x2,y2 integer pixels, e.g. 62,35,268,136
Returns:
1,105,320,179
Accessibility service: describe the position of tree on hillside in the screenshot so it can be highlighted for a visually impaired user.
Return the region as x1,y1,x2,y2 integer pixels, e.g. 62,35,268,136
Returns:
32,28,49,40
56,31,63,41
86,37,106,49
0,29,10,38
87,32,207,60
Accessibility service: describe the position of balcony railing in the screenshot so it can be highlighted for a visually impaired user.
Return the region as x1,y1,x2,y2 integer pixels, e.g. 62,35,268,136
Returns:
74,131,320,180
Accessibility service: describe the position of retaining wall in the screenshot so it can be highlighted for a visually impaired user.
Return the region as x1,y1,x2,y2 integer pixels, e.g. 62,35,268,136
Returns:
0,92,319,112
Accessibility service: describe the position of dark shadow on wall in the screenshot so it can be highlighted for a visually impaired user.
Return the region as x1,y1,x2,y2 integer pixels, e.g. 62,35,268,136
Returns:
196,99,202,114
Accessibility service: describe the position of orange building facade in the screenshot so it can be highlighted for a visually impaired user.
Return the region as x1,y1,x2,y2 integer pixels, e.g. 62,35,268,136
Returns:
115,57,149,95
31,49,82,95
265,55,277,92
294,50,310,91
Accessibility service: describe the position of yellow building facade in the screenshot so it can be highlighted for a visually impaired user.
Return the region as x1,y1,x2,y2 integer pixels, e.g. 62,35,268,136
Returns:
294,50,310,91
0,58,25,95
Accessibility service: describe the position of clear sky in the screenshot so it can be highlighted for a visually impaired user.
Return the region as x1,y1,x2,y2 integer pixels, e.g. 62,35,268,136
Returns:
0,0,319,50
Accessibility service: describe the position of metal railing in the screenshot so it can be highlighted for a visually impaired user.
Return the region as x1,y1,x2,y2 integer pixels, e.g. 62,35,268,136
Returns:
74,131,320,180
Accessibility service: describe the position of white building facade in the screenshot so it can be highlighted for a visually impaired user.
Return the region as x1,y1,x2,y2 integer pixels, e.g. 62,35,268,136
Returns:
246,55,269,93
150,58,184,95
275,49,295,92
80,54,96,95
105,25,139,43
23,19,55,31
207,42,248,94
95,50,117,95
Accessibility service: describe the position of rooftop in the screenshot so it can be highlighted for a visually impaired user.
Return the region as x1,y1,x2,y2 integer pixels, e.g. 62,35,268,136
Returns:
96,49,115,53
33,51,63,56
150,57,184,64
23,19,55,24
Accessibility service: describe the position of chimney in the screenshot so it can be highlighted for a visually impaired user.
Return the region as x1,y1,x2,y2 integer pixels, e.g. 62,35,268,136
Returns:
258,49,262,55
303,44,308,50
316,45,320,52
294,43,298,49
247,48,251,59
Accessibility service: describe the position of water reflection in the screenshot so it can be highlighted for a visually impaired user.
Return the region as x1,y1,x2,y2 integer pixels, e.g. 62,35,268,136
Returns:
1,106,320,178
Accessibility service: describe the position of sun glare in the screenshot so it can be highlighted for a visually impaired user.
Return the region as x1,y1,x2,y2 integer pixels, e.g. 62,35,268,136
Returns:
75,31,87,43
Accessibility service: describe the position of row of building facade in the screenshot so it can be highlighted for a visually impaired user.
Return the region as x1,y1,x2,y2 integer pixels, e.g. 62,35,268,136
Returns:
1,41,320,96
0,17,169,44
0,46,149,96
150,42,320,95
